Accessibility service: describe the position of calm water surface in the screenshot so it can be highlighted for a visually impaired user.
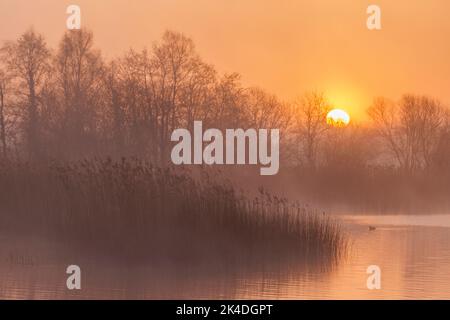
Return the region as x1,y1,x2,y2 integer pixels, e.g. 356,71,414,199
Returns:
1,214,450,299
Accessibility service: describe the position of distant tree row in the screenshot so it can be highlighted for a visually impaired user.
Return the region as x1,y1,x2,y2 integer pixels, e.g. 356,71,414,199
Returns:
0,28,449,173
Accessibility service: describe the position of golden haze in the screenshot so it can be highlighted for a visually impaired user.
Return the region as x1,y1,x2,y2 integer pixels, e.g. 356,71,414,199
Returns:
1,0,449,121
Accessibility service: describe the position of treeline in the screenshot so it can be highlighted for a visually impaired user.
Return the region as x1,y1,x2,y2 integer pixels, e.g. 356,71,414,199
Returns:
0,28,449,175
0,28,291,163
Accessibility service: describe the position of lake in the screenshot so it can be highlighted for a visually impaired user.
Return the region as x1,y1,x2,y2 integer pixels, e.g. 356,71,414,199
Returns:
1,214,449,299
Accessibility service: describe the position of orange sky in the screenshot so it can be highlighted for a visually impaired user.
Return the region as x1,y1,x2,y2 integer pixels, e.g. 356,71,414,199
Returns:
1,0,449,120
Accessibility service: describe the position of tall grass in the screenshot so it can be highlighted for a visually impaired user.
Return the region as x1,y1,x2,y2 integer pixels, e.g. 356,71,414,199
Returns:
0,158,347,269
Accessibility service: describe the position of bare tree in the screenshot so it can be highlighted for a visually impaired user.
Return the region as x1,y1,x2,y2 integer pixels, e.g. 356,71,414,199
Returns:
245,87,292,130
414,96,447,168
178,58,216,127
368,95,447,172
1,29,50,159
54,29,104,157
210,73,246,128
150,31,207,163
114,49,154,157
431,118,450,171
367,97,404,168
293,92,330,168
101,60,125,154
0,69,9,157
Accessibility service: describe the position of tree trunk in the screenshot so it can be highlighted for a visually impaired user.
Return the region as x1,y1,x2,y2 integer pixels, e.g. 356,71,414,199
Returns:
0,84,7,157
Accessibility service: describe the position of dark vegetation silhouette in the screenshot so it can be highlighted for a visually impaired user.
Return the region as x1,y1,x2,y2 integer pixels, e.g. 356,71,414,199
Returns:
0,28,350,264
0,27,448,268
292,94,450,213
0,159,346,266
0,29,448,175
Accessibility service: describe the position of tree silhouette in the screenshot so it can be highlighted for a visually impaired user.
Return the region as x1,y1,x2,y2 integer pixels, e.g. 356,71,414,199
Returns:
1,29,50,159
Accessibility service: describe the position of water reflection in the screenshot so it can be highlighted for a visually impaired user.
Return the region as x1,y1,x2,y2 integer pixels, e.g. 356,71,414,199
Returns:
1,214,450,299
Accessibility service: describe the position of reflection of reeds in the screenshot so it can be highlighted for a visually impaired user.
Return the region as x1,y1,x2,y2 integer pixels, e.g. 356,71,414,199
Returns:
0,158,347,269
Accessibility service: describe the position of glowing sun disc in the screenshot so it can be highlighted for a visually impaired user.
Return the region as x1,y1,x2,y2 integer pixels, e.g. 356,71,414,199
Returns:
326,109,350,126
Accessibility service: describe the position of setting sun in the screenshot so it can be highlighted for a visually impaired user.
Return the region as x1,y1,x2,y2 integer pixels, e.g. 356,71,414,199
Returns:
2,0,450,302
326,109,351,126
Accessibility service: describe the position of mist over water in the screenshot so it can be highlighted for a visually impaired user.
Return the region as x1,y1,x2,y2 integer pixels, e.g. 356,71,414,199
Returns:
1,213,449,299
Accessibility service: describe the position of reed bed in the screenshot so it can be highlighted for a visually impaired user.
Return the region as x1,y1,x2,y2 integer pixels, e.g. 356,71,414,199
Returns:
0,158,347,268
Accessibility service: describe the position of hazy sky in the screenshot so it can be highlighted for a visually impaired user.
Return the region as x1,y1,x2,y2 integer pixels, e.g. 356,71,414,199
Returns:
1,0,449,120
